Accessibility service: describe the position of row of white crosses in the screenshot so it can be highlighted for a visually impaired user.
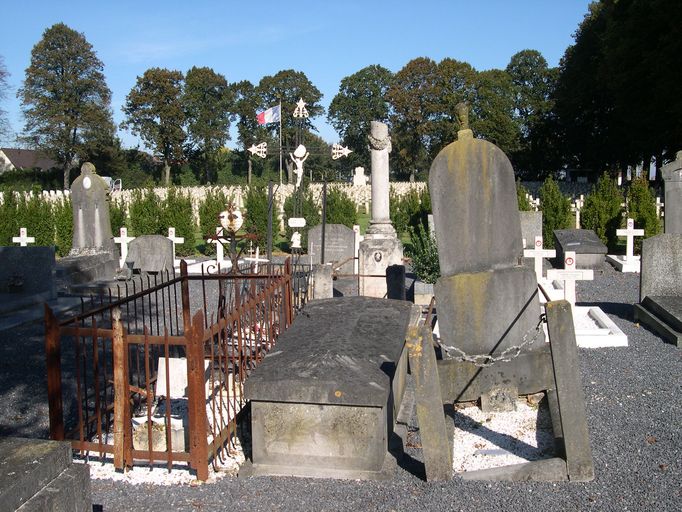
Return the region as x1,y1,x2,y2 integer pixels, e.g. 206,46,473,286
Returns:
114,227,192,268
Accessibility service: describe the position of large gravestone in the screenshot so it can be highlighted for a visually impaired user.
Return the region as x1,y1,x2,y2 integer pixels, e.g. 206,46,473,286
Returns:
554,229,607,270
661,151,682,234
125,235,174,275
242,297,417,479
633,234,682,346
429,125,544,365
0,246,56,314
57,162,118,286
520,211,543,250
308,224,356,274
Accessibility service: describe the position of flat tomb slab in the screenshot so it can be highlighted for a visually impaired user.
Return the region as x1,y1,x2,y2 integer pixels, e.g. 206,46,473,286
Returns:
635,296,682,347
554,230,607,269
243,297,415,479
606,254,641,273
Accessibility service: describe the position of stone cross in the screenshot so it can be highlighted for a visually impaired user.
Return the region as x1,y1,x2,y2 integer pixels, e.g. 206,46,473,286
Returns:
572,196,584,229
207,227,227,264
546,251,594,306
244,246,269,273
12,227,35,247
616,218,644,261
523,235,556,281
114,227,135,268
656,197,664,218
167,227,184,267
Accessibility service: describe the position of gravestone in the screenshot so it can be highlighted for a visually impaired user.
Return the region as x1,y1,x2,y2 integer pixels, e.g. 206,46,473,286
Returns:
519,211,543,250
606,218,644,272
308,224,356,274
554,229,607,270
634,234,682,346
125,235,174,275
661,150,682,234
57,162,119,286
0,246,56,314
242,297,417,480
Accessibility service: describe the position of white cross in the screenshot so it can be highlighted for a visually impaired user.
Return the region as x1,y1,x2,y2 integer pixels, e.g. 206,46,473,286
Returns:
167,227,185,267
12,227,35,247
523,236,556,281
616,218,644,262
114,227,135,268
572,197,584,229
207,227,227,264
244,246,269,273
656,197,664,218
546,251,594,306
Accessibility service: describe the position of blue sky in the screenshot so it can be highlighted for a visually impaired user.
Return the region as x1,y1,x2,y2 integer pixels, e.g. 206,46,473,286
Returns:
0,0,592,149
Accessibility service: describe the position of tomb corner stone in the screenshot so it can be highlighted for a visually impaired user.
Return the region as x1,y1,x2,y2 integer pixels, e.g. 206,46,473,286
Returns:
661,150,682,234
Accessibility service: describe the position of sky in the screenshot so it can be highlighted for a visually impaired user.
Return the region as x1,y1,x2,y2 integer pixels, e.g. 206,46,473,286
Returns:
0,0,592,150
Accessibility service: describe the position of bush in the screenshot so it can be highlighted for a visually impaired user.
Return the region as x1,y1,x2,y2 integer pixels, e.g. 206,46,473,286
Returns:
325,187,357,228
538,176,572,248
0,190,19,245
626,175,660,253
15,194,55,247
407,223,440,284
516,180,532,211
284,186,320,251
53,197,73,256
161,187,196,256
581,172,624,251
128,187,163,237
390,187,431,238
109,197,127,236
198,188,231,256
244,186,269,250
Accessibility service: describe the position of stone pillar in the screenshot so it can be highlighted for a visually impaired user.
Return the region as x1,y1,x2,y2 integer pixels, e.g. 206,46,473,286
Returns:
358,121,403,297
662,150,682,234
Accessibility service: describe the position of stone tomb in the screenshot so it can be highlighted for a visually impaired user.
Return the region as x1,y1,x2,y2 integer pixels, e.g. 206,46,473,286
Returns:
307,224,356,274
0,246,56,314
242,297,418,480
633,234,682,346
124,235,174,276
661,150,682,234
554,229,607,270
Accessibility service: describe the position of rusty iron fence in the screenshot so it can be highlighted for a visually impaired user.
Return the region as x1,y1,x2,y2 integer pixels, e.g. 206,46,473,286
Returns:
45,259,295,480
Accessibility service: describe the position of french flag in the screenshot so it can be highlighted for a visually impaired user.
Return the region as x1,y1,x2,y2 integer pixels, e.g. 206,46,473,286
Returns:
257,105,281,125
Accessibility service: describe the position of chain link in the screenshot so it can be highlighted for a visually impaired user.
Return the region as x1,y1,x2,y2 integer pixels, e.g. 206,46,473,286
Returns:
443,314,547,367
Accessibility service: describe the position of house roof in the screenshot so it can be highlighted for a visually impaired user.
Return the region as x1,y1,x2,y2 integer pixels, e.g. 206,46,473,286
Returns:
0,148,58,171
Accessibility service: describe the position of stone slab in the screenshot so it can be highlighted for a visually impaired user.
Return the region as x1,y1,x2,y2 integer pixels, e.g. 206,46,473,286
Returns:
606,254,641,273
358,237,403,298
520,211,543,250
569,306,628,348
634,302,682,347
661,152,682,234
308,224,356,274
640,234,682,300
554,230,607,270
413,280,434,307
57,253,118,286
459,457,568,482
126,234,174,274
0,246,56,313
19,462,91,512
641,296,682,333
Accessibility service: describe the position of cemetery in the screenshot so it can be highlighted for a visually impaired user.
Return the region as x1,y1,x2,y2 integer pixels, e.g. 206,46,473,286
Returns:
1,3,681,510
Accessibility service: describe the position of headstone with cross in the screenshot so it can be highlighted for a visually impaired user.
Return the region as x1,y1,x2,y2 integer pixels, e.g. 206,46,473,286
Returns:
12,227,35,247
166,227,195,267
606,218,644,272
523,235,556,281
546,251,594,306
113,227,135,268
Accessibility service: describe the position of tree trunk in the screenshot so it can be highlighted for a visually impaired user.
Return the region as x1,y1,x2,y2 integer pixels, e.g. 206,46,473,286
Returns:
164,161,171,187
63,160,72,190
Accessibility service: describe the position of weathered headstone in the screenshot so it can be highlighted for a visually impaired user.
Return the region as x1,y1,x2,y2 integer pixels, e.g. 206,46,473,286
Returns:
661,150,682,234
520,211,543,250
308,224,356,274
125,235,174,275
554,229,607,270
312,263,333,299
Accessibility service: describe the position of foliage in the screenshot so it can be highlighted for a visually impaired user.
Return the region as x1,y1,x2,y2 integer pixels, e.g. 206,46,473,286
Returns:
53,197,73,256
471,69,520,155
18,23,113,190
122,68,185,186
198,188,231,255
0,55,10,138
580,172,624,250
390,187,432,238
626,175,660,253
324,187,356,228
14,194,55,247
109,197,126,235
177,164,199,186
407,223,440,284
284,186,320,251
160,188,196,256
244,186,268,249
128,188,163,237
538,176,572,248
0,189,19,245
0,167,63,191
516,180,532,211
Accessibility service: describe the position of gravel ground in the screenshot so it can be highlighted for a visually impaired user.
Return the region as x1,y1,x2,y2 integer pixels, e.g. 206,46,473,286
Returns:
1,263,680,511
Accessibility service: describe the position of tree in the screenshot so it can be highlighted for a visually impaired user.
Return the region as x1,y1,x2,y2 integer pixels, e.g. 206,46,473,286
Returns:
471,69,519,155
327,65,393,167
0,55,10,140
183,66,233,183
122,68,185,186
18,23,113,189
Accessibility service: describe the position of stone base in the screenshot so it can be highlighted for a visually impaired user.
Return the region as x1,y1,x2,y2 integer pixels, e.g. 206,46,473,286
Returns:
606,254,641,273
542,306,628,348
413,280,434,306
57,252,118,288
358,237,403,298
634,297,682,347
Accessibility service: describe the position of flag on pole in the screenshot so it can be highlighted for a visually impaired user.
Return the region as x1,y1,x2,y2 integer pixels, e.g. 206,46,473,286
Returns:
257,105,281,125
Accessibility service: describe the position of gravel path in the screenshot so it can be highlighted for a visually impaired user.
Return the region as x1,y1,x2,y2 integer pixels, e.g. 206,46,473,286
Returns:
1,264,680,511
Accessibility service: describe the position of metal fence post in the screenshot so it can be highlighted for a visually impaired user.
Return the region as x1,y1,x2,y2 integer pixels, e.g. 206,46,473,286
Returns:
187,310,209,481
44,304,64,440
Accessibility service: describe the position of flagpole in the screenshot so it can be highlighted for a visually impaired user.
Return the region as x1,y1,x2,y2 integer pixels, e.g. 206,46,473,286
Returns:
278,99,283,185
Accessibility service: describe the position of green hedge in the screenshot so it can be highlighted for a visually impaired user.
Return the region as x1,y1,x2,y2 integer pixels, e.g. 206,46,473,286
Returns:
198,188,231,256
626,175,660,253
538,176,572,248
244,186,269,250
581,173,624,251
325,187,357,228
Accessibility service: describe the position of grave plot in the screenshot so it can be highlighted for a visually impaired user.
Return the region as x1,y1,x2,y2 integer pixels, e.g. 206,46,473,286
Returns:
606,218,644,273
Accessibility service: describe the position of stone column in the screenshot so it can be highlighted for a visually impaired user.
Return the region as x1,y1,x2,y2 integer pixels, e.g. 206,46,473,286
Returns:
366,121,396,238
662,150,682,234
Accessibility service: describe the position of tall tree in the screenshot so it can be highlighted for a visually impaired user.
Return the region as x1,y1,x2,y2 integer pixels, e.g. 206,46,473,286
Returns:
18,23,113,189
122,68,185,186
327,64,393,167
183,66,233,182
471,69,519,156
0,56,10,140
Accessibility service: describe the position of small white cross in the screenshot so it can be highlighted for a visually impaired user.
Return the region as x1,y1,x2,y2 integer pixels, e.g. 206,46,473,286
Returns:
207,227,227,264
616,218,644,262
546,251,594,306
12,227,35,247
114,227,135,268
572,197,584,229
244,246,269,273
167,227,185,267
523,236,556,281
656,197,664,218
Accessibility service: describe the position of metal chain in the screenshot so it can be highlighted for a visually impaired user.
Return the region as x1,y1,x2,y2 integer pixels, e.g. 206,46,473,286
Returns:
443,314,547,368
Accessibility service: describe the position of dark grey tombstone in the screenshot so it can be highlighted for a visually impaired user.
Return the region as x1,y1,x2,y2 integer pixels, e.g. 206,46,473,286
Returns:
0,246,56,314
125,235,174,275
308,224,356,274
520,211,543,249
633,234,682,346
662,151,682,234
242,297,415,480
386,264,406,300
553,229,607,269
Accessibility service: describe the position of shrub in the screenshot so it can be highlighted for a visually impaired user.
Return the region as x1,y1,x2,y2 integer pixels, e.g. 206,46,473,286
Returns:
325,187,357,228
538,176,572,248
161,187,196,256
284,186,320,251
0,190,19,245
516,180,532,211
244,186,269,250
198,188,231,256
15,194,55,247
407,223,440,284
390,187,431,238
109,197,127,236
128,187,163,237
580,172,624,251
626,175,660,253
54,197,73,256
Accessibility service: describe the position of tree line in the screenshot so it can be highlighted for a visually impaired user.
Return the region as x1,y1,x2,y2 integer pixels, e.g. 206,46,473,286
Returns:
3,0,679,190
